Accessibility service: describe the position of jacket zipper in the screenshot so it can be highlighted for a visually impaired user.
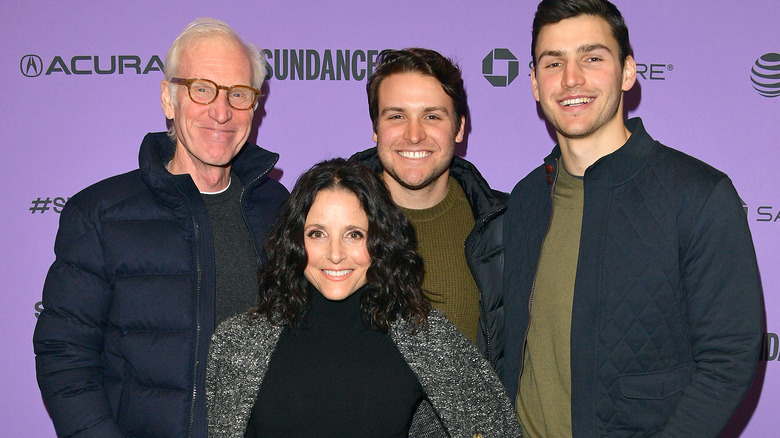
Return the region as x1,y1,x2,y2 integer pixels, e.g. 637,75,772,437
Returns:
517,160,558,399
188,206,202,437
239,160,277,260
191,159,276,435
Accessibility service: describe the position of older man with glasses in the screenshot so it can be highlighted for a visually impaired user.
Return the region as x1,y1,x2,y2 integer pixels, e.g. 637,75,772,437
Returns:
33,18,288,438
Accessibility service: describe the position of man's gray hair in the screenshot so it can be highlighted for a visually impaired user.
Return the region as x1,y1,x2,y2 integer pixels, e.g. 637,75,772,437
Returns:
164,18,266,145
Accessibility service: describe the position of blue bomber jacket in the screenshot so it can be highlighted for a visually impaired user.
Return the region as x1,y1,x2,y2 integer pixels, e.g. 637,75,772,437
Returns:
33,132,288,438
351,148,508,376
502,118,763,437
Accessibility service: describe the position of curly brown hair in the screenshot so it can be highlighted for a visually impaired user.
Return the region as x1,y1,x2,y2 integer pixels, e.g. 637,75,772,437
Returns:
252,158,430,333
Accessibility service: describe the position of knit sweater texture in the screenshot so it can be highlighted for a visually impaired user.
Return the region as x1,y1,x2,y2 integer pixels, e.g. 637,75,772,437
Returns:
400,177,480,343
207,306,521,437
203,174,259,325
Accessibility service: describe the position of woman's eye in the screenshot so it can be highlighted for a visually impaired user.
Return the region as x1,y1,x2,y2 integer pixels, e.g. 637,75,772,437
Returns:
347,230,364,239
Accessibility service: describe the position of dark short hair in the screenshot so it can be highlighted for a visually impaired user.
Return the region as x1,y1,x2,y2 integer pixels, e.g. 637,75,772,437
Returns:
531,0,633,68
253,158,430,332
367,48,468,133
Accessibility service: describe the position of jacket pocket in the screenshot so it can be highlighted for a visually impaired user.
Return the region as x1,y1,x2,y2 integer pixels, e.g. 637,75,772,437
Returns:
608,364,692,435
115,359,134,431
618,364,691,400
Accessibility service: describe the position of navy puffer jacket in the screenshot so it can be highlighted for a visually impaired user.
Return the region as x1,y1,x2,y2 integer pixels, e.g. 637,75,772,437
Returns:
33,132,288,438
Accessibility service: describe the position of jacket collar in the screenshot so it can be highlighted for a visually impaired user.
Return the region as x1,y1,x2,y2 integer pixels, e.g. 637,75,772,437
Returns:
544,118,655,187
138,132,280,207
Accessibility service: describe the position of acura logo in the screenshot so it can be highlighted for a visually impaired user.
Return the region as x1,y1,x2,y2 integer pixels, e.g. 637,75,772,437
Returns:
20,54,43,77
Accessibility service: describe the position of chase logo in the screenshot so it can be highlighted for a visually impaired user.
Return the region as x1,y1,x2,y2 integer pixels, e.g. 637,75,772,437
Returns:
483,49,519,87
20,54,43,77
751,53,780,98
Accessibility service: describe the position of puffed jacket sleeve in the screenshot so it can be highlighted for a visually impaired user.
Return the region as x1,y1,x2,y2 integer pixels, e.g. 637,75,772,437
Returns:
33,199,125,438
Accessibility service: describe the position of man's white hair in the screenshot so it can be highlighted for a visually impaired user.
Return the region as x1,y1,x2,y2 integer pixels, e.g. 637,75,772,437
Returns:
164,18,266,145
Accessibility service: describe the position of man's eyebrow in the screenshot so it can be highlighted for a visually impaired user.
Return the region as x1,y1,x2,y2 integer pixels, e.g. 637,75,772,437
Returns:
380,106,405,116
380,106,451,115
537,49,565,60
424,106,450,114
577,43,612,54
537,44,613,61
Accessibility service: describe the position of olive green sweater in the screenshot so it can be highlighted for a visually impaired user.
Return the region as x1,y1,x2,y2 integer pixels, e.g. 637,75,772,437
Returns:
400,177,480,344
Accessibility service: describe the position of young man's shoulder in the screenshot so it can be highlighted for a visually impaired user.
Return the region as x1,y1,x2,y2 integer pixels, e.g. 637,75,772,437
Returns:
648,141,729,187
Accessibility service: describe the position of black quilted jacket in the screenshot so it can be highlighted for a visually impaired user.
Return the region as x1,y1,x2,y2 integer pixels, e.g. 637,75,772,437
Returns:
33,132,288,438
501,118,763,437
351,148,508,376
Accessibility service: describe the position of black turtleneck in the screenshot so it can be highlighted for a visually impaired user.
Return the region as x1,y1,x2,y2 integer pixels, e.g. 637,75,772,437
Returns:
244,283,423,437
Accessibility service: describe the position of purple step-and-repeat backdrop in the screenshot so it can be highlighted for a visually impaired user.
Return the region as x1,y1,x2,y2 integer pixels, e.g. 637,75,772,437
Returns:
2,1,778,436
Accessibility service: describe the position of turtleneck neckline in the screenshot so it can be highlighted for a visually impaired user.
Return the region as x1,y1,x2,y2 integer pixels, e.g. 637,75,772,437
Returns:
247,282,422,437
303,282,370,335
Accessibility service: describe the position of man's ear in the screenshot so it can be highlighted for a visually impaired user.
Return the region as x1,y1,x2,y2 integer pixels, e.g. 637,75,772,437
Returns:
622,55,637,92
455,115,466,143
531,66,541,102
161,80,175,119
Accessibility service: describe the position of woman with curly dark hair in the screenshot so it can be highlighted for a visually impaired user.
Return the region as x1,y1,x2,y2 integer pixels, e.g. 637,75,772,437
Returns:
206,159,519,438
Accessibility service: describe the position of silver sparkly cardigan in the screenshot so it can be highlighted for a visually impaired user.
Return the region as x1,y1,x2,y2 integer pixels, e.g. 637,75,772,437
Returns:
206,309,521,437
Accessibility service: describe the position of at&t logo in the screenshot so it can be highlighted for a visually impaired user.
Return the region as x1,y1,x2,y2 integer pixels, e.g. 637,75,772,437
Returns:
483,48,519,87
751,53,780,98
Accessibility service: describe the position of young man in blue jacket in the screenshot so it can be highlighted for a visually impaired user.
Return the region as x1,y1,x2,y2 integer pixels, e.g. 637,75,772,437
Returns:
352,48,507,374
502,1,763,436
33,18,288,437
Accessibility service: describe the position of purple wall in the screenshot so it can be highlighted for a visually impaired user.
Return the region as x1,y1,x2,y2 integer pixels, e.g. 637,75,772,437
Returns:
2,1,777,435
